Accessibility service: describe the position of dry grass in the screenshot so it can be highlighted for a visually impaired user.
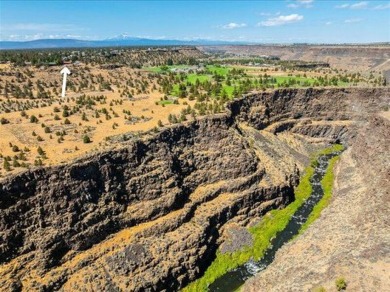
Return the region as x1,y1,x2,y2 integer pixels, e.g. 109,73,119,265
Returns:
0,64,196,176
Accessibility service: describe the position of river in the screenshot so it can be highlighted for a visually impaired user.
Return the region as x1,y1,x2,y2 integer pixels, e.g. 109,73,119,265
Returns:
208,151,341,291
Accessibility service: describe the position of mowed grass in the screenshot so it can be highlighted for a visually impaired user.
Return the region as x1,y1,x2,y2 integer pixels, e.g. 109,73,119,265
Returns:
182,144,343,292
159,100,173,105
206,65,231,76
221,85,235,97
186,74,211,83
275,76,316,84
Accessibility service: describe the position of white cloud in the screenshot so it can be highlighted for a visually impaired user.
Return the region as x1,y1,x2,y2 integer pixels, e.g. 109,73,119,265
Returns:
4,23,81,32
344,18,362,23
336,4,349,9
287,3,300,8
325,21,333,25
221,22,247,29
350,1,368,9
297,0,313,4
288,0,313,8
373,3,390,10
336,1,368,9
0,33,94,41
259,14,304,27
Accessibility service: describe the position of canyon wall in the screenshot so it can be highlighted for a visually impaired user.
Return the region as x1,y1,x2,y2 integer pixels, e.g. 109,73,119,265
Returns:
243,104,390,292
0,88,388,291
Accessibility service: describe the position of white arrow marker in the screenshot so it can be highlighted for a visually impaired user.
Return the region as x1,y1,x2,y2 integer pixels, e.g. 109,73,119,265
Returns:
60,66,71,98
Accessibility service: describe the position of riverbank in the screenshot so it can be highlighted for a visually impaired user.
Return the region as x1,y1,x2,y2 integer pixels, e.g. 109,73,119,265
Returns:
243,115,390,291
183,144,343,292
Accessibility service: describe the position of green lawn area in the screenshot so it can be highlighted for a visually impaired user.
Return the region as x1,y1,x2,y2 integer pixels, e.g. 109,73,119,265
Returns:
186,74,210,83
159,100,173,105
222,84,235,97
171,84,180,96
206,65,231,76
273,76,316,88
337,81,351,86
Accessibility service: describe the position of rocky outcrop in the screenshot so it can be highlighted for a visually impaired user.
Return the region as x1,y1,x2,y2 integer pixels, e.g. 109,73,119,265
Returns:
242,114,390,292
0,88,388,291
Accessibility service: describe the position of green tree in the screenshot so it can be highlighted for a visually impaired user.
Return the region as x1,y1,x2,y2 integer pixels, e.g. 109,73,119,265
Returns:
1,117,9,124
12,157,21,168
83,135,91,143
37,146,45,156
166,58,173,66
30,115,39,123
3,159,11,171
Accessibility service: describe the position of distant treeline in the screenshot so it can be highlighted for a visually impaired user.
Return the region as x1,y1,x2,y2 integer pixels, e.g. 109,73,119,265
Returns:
0,46,206,68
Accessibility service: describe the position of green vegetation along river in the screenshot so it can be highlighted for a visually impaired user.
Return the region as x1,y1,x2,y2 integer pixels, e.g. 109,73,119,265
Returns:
183,144,344,292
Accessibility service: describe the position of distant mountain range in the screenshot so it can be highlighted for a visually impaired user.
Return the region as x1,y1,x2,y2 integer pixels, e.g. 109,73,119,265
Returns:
1,36,388,50
0,36,249,50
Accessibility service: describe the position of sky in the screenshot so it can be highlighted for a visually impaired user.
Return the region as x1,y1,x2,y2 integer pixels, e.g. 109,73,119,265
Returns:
0,0,389,43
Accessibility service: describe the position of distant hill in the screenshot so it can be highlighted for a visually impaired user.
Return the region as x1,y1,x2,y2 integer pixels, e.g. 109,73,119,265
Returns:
0,37,248,50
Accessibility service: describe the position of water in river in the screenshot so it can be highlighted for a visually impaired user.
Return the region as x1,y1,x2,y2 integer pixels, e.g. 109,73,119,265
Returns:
208,152,340,292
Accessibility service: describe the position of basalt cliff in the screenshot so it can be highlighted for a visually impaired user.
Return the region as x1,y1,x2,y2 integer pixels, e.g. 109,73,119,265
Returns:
0,88,388,291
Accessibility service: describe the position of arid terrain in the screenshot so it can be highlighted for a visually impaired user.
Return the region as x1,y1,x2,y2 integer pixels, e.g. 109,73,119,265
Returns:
244,113,390,292
0,45,389,291
0,46,387,177
201,45,390,72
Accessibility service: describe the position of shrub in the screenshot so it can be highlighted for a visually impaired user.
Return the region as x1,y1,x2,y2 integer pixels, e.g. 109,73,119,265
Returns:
30,115,39,123
335,277,347,291
82,112,88,121
1,117,9,124
12,158,20,168
12,145,20,152
3,159,11,171
64,118,71,125
37,146,45,156
83,135,91,144
18,152,27,161
44,126,51,133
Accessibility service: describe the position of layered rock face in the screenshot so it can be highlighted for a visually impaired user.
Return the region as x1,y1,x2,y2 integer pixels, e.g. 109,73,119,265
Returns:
243,106,390,292
0,88,388,291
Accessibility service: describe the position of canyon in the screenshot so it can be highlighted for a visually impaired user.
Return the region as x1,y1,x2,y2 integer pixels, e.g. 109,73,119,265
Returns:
0,87,388,291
